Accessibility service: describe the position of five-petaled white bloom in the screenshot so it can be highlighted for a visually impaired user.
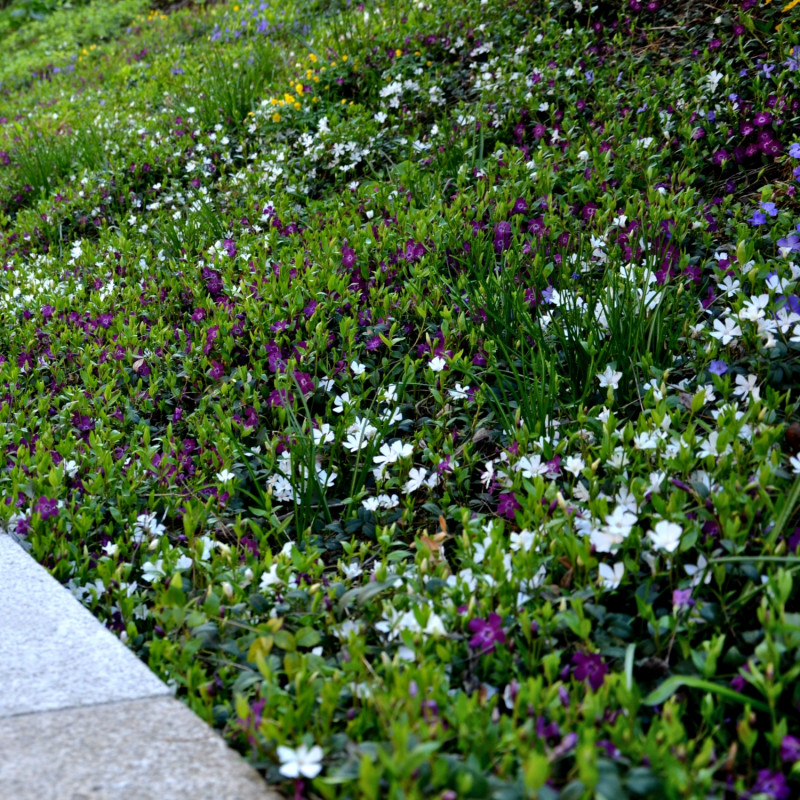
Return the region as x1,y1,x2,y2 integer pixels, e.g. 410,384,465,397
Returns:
374,440,414,467
597,365,622,389
133,512,166,544
647,520,683,553
598,562,624,590
277,743,324,779
710,316,742,345
216,469,236,483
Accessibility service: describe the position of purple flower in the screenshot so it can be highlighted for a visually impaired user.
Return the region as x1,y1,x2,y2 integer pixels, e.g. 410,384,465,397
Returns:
708,359,728,376
209,361,224,380
780,735,800,763
292,371,315,395
496,492,521,520
72,413,95,433
672,588,694,609
341,245,357,269
268,389,294,409
788,143,800,159
510,197,528,216
750,211,767,226
777,234,800,253
468,612,507,654
572,652,609,691
34,497,59,521
493,221,512,253
754,111,773,127
761,201,779,217
751,769,790,800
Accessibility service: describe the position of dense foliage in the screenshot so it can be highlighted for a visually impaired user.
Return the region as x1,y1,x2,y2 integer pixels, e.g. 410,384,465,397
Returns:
2,0,800,797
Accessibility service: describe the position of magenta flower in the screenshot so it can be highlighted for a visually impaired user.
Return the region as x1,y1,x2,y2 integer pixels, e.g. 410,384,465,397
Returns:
496,492,521,520
751,770,790,800
493,221,512,253
571,652,608,691
34,497,59,521
780,735,800,763
468,612,506,654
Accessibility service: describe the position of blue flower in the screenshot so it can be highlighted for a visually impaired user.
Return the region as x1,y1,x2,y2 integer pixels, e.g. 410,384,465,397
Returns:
789,143,800,159
708,360,728,376
760,201,779,217
749,211,767,226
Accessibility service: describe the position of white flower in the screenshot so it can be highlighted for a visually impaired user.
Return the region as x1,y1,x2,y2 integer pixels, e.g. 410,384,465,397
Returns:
277,744,324,779
404,467,429,494
362,496,381,512
685,555,712,587
790,454,800,475
373,440,414,467
509,529,536,552
604,506,637,539
141,559,165,583
647,520,683,553
448,383,469,400
563,455,585,477
515,454,548,479
332,392,350,414
598,562,624,590
377,493,400,509
341,561,363,580
710,316,742,345
350,360,367,376
473,535,493,563
173,554,193,572
312,423,335,446
429,356,447,372
102,542,119,557
216,469,236,483
597,365,622,389
733,373,760,404
260,563,281,592
133,512,166,544
697,431,731,460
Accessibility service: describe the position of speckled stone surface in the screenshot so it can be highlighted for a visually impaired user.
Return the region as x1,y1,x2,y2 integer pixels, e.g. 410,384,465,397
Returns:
0,696,279,800
0,535,170,718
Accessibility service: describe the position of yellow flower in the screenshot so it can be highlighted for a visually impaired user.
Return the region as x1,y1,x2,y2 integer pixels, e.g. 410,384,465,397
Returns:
342,55,348,61
308,53,317,63
295,83,304,95
272,112,282,123
284,93,295,104
294,102,301,110
784,0,800,10
395,48,402,57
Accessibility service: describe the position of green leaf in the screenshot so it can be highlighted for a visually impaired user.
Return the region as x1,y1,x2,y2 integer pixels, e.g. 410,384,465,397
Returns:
295,626,322,648
642,675,770,713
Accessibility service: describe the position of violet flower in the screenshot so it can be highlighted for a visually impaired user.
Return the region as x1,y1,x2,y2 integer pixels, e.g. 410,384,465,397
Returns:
468,612,506,654
571,652,609,691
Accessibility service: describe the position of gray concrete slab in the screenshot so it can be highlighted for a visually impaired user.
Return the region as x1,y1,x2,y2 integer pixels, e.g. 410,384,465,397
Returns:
0,535,170,718
0,695,279,800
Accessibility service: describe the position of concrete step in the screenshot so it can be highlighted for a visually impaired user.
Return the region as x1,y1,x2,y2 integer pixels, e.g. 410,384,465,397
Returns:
0,535,280,800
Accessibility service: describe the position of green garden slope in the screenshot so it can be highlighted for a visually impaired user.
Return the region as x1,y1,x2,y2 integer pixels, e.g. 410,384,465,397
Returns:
2,0,800,798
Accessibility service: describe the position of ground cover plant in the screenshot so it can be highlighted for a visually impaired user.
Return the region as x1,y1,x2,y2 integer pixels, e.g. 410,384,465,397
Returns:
2,0,800,796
